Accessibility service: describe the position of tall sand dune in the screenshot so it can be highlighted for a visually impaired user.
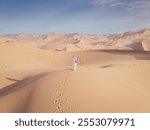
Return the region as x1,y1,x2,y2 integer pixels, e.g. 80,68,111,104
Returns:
0,28,150,112
0,42,150,112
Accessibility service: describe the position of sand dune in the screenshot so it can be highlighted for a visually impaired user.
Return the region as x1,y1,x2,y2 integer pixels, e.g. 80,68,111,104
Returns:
0,45,150,112
0,29,150,112
24,63,150,113
1,28,150,51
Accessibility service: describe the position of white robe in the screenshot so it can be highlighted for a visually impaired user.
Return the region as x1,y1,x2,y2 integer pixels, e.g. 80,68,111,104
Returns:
72,57,77,71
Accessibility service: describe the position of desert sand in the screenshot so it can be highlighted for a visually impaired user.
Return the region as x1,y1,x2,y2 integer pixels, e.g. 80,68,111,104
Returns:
0,29,150,112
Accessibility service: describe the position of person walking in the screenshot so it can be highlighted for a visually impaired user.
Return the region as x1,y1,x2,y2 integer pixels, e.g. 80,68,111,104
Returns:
72,56,77,71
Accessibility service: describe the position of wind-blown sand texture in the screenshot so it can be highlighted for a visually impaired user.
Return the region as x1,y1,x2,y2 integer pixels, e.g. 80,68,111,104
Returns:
0,28,150,112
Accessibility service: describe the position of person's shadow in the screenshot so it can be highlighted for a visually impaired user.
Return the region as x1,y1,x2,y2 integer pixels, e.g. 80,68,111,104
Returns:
66,68,73,71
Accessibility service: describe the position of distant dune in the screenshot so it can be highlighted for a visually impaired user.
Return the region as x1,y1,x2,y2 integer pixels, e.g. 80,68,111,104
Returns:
0,28,150,112
1,28,150,51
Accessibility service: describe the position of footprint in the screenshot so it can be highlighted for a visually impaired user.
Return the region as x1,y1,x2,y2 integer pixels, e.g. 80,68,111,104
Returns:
53,71,71,112
57,93,62,98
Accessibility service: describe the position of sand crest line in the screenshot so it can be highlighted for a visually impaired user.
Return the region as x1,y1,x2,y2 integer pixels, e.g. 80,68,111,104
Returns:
0,72,50,97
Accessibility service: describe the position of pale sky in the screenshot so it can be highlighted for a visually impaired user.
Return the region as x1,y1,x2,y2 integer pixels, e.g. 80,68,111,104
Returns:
0,0,150,34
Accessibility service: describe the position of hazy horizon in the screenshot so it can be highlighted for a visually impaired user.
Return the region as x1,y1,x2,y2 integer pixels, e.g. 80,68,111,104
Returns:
0,28,150,36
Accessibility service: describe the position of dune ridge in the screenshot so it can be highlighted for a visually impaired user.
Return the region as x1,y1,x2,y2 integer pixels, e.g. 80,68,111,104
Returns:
1,28,150,51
